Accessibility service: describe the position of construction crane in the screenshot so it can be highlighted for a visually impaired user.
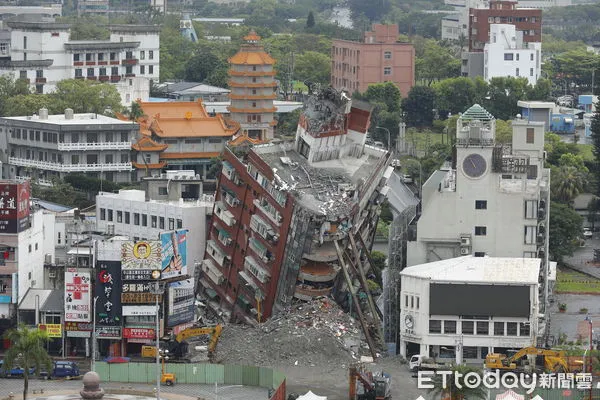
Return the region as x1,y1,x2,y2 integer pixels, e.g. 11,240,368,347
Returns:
485,346,581,373
142,324,223,362
349,363,391,400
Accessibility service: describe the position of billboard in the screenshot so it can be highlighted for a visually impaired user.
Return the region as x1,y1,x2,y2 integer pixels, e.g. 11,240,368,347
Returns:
160,230,188,280
64,269,91,322
38,324,62,338
123,327,156,339
167,280,195,327
121,241,162,270
0,181,31,233
95,261,122,333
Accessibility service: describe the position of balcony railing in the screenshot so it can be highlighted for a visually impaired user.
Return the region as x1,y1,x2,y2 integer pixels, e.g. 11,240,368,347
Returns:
15,176,53,187
121,58,139,65
57,141,131,151
9,157,132,172
35,77,47,83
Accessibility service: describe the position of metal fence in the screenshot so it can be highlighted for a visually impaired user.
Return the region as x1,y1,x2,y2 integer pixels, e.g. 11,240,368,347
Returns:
488,386,600,400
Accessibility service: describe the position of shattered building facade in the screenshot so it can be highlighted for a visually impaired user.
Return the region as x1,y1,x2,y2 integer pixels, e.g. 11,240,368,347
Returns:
197,86,392,326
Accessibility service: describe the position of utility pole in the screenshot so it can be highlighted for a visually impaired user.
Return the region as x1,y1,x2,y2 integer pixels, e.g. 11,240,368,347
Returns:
91,296,98,372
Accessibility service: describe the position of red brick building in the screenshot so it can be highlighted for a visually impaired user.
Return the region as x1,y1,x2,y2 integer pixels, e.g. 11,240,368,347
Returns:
469,0,542,52
197,87,392,323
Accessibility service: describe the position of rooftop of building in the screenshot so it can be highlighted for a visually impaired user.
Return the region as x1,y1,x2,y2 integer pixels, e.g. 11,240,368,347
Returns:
401,255,540,284
517,100,555,109
97,188,214,207
158,81,230,94
252,141,388,218
1,112,137,126
228,30,275,65
19,288,63,311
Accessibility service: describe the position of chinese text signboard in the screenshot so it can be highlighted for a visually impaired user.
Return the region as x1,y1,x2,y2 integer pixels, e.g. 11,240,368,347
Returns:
121,241,162,270
121,292,162,304
64,269,91,322
95,326,121,339
38,324,62,338
65,322,92,331
95,261,122,330
161,230,188,280
123,327,156,339
167,280,195,327
121,270,154,281
0,181,31,233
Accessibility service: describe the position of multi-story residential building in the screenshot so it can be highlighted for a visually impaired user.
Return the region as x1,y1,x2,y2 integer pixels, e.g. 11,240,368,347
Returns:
0,22,160,106
227,31,277,143
406,104,551,342
442,0,488,41
95,170,214,275
197,86,391,324
484,24,541,85
77,0,109,16
128,100,240,180
468,0,542,52
516,0,571,8
331,24,415,97
0,108,138,183
399,256,541,362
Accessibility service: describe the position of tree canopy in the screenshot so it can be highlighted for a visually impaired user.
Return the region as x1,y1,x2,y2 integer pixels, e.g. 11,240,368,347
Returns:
549,201,584,262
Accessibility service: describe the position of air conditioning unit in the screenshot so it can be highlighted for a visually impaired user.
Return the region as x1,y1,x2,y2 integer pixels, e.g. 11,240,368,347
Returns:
460,247,470,255
460,237,471,246
232,199,240,206
48,271,56,279
30,280,36,287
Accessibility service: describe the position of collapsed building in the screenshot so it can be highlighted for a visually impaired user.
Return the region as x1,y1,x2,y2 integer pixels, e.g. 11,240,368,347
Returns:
196,86,392,353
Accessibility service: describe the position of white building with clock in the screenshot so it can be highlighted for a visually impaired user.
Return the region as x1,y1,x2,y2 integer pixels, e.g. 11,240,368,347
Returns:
405,104,551,350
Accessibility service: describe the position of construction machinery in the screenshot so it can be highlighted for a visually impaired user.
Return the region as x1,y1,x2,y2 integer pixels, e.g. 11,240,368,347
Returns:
142,324,223,362
485,346,581,373
349,363,391,400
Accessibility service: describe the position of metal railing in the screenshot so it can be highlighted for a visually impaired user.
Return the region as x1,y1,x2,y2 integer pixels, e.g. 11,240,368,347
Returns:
9,157,133,172
57,141,132,151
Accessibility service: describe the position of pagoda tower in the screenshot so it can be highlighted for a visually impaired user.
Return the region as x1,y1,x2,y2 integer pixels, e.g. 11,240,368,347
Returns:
227,31,277,142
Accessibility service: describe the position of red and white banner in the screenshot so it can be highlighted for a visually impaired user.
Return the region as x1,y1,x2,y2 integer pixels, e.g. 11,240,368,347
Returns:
64,269,91,322
123,327,156,339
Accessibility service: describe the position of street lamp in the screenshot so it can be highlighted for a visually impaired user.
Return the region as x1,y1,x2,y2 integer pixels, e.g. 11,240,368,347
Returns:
375,126,392,153
91,296,98,372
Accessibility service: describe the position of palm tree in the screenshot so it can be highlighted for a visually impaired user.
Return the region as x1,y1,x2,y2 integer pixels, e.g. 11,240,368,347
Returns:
428,364,488,400
3,324,53,400
551,165,585,204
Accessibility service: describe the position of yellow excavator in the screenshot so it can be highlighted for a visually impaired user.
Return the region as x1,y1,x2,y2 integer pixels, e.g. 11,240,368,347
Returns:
485,346,581,373
142,324,223,363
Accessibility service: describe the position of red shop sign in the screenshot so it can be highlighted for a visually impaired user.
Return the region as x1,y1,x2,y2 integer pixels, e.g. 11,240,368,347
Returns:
123,327,155,339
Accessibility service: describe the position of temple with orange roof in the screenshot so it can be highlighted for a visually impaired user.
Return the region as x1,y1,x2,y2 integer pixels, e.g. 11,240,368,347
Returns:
227,30,277,143
125,99,240,180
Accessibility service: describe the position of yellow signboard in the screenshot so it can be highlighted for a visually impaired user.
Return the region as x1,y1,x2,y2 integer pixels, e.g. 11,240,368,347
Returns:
38,323,62,338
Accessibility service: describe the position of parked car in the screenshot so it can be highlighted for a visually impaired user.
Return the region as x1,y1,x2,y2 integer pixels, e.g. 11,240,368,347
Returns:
38,361,80,379
402,174,413,184
583,228,593,239
0,360,34,378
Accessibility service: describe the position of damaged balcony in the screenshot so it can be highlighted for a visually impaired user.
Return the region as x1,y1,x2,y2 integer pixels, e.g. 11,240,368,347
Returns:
214,201,236,227
206,240,229,268
294,283,334,301
303,241,338,262
298,261,339,283
201,258,224,285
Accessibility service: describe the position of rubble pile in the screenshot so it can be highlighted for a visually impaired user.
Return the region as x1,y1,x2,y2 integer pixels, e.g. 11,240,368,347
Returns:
212,298,366,369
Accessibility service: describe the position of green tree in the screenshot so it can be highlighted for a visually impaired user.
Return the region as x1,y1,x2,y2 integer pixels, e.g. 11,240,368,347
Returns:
4,94,52,117
306,11,315,28
551,165,585,204
483,77,531,120
348,0,390,22
3,325,53,400
32,180,91,209
159,16,196,80
184,51,227,83
129,101,144,121
403,86,436,127
354,82,402,144
0,75,31,115
588,197,600,231
495,119,513,144
370,250,386,285
545,132,580,167
69,19,110,40
591,101,600,196
428,365,487,400
49,79,122,114
416,40,461,85
432,77,477,116
294,51,331,86
549,201,584,261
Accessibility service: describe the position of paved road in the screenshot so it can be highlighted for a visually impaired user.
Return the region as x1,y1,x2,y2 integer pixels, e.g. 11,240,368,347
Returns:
562,236,600,279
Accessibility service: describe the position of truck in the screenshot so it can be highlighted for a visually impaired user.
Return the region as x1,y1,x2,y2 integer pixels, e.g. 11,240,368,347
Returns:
349,363,391,400
409,355,454,372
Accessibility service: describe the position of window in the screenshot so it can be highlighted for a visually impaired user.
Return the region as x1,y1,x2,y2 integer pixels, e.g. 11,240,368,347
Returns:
158,187,168,195
134,213,140,225
516,68,519,77
105,154,113,163
384,51,392,59
23,36,27,50
444,320,457,334
504,53,514,61
416,297,419,309
125,66,132,75
523,251,537,258
116,211,122,223
149,50,154,59
107,209,113,221
36,70,43,78
125,212,130,224
87,68,94,77
524,200,538,219
410,296,414,308
111,67,118,75
507,322,518,336
524,225,537,244
100,208,106,220
149,65,153,74
474,252,486,257
121,132,128,142
86,53,93,61
177,219,183,229
99,67,106,76
28,244,31,253
140,65,145,74
475,200,487,209
463,347,478,359
429,320,442,334
151,215,157,228
519,323,530,336
71,155,79,164
475,226,487,236
98,53,104,61
476,321,489,335
516,53,519,61
494,322,505,335
74,54,80,62
126,51,133,59
526,127,535,144
142,214,147,227
405,295,408,307
159,217,165,229
383,67,392,75
530,68,534,77
169,218,174,230
140,50,145,60
530,53,534,61
462,321,474,334
110,52,116,61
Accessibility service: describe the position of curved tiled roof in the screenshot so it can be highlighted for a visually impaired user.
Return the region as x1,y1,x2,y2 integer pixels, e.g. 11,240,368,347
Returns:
131,136,168,152
229,132,266,147
229,51,275,65
461,104,495,121
243,31,261,42
132,161,167,169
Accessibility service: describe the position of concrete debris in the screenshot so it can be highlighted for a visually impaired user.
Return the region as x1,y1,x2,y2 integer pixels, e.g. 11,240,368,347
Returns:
205,298,368,370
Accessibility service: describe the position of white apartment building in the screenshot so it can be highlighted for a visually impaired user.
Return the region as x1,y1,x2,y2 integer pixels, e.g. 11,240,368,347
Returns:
0,109,139,183
399,256,540,363
95,171,214,274
1,22,160,106
407,104,550,338
484,24,541,85
516,0,571,8
441,0,488,41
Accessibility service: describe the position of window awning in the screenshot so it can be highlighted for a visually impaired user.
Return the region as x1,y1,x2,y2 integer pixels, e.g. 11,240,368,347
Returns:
239,270,259,292
216,226,230,238
205,288,218,299
249,237,266,254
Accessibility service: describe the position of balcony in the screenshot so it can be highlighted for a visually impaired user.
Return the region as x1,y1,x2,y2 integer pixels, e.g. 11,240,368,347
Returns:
298,261,339,283
87,76,97,81
57,141,131,151
214,201,236,227
253,198,282,227
110,75,121,82
9,157,133,172
206,240,229,268
98,61,108,65
109,60,119,65
248,237,273,263
75,76,84,80
201,258,224,285
35,77,46,84
125,73,136,78
74,61,84,66
302,241,338,262
15,176,52,187
99,75,109,81
244,255,270,284
294,284,333,301
121,58,139,65
85,61,96,66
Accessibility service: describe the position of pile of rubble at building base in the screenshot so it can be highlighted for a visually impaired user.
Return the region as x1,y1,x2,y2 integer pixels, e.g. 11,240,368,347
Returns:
210,297,370,369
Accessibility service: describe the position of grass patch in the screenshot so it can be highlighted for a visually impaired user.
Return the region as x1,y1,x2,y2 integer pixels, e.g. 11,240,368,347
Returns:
577,143,594,162
405,129,447,154
556,267,600,293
